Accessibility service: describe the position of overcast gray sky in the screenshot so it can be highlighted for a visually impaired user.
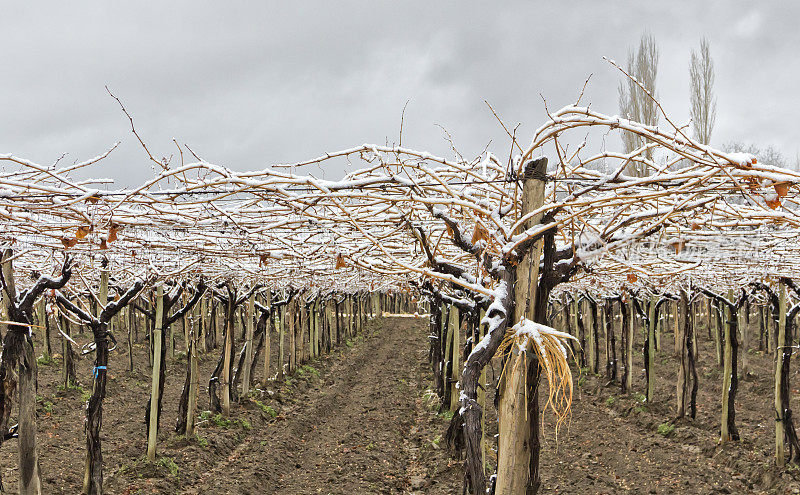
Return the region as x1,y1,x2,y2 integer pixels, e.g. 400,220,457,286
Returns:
1,1,796,186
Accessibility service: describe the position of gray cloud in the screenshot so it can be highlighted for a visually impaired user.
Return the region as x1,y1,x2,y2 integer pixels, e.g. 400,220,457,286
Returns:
1,1,797,186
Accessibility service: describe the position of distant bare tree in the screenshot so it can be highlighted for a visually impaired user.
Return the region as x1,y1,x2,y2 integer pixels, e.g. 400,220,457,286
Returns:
619,33,659,176
724,141,787,168
690,38,716,146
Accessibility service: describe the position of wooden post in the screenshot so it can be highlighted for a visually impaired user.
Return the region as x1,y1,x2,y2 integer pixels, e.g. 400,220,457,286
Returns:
308,299,315,359
185,312,198,437
626,296,634,392
288,301,296,372
604,299,617,382
673,300,681,356
572,299,585,367
126,307,134,373
709,297,721,365
147,301,154,368
348,295,355,338
241,293,255,397
221,296,234,417
198,295,207,354
169,297,175,359
646,299,656,402
740,299,750,377
4,249,43,495
215,303,223,350
262,291,272,386
314,299,321,357
765,304,773,354
720,291,734,443
585,299,596,373
308,301,315,361
19,334,41,495
298,302,307,364
360,295,366,332
654,302,662,351
278,302,285,380
343,296,350,340
182,293,189,352
442,306,453,407
0,250,12,337
324,298,333,353
352,294,357,335
133,301,139,344
496,158,546,494
477,309,487,475
776,283,787,466
692,299,698,359
358,294,363,330
60,311,75,387
676,293,688,418
449,306,460,413
37,300,50,358
146,284,164,461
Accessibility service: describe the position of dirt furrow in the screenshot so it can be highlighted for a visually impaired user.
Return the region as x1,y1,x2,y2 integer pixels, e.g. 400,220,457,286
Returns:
181,317,446,495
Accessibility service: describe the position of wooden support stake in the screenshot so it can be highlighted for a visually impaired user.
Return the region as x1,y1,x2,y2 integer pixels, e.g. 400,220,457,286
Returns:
262,290,272,386
169,299,175,359
289,301,296,372
278,303,285,380
740,299,750,377
0,250,11,337
586,299,596,373
496,158,546,494
477,309,487,475
198,295,207,354
776,283,787,466
146,284,164,461
37,300,49,358
720,291,734,443
626,296,634,392
5,250,43,495
449,306,460,413
126,307,134,373
646,299,656,402
442,306,453,407
186,315,198,437
221,297,234,417
676,294,688,418
241,294,255,397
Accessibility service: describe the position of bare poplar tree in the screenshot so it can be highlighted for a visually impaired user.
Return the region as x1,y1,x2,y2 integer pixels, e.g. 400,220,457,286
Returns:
690,37,716,145
618,33,659,176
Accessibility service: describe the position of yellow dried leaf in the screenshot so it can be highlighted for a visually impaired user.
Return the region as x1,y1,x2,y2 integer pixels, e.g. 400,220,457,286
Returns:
76,226,91,239
61,237,78,248
670,239,686,254
471,224,490,245
766,197,782,210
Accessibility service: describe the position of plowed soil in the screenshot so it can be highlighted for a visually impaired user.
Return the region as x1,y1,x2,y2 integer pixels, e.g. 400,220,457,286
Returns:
0,317,460,494
2,313,800,494
536,318,800,494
